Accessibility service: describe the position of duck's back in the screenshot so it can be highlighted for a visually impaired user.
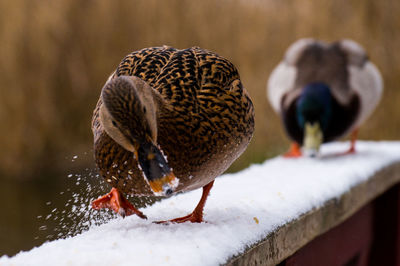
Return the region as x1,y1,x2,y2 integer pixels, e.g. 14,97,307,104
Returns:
115,46,244,114
93,47,254,195
295,43,350,95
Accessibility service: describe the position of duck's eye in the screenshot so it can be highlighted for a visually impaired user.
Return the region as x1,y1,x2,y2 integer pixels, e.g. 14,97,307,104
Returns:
112,121,117,127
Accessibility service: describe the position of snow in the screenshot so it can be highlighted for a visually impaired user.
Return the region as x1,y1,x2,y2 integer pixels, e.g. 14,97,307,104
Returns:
2,141,400,266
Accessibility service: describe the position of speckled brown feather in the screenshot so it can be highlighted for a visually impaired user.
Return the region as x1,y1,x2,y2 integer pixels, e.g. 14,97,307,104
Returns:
92,46,254,196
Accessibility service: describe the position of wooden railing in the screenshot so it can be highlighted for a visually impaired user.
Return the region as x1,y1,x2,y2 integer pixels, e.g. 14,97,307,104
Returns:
226,162,400,266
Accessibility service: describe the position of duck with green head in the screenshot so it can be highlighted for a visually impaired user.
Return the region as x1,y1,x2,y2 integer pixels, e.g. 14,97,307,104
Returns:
91,46,255,222
267,39,383,157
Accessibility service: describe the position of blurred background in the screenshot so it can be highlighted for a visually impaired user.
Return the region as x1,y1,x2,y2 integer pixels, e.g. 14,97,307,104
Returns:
1,0,399,257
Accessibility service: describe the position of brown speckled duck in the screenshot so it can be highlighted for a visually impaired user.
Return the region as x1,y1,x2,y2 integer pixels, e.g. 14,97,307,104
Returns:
91,46,255,223
267,39,383,157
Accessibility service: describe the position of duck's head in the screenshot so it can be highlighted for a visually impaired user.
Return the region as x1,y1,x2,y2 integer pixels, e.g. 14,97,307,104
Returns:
99,75,178,196
296,82,332,156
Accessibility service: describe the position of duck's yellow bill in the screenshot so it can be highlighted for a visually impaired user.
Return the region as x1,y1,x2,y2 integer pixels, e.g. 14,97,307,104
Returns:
303,122,323,157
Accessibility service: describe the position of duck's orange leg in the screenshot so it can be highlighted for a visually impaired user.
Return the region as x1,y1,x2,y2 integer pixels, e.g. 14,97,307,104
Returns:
283,142,302,158
156,180,214,224
342,129,358,155
92,187,147,219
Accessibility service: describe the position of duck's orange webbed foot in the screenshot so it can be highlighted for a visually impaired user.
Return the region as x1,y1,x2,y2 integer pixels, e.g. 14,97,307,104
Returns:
341,144,356,155
283,142,302,158
155,181,214,224
92,187,147,219
155,212,203,224
335,129,358,156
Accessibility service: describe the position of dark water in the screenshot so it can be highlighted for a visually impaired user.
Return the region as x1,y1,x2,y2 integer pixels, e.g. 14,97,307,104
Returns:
0,159,157,257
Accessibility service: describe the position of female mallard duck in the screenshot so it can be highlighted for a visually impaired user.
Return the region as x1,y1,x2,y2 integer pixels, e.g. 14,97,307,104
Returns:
267,39,383,157
91,46,255,223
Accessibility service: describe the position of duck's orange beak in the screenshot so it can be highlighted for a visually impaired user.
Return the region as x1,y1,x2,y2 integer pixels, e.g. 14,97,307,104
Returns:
137,142,179,196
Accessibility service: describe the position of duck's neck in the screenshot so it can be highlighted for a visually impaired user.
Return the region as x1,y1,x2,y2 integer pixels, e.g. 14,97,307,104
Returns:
296,82,333,132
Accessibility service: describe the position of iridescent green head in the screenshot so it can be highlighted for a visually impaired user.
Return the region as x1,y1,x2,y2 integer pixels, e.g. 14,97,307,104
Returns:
296,82,332,156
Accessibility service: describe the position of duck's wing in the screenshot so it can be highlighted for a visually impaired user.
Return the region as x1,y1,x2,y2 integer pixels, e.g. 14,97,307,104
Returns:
338,39,383,128
267,38,317,113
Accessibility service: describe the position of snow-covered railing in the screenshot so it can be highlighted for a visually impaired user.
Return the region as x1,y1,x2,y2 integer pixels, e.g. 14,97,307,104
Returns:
1,141,400,266
226,154,400,265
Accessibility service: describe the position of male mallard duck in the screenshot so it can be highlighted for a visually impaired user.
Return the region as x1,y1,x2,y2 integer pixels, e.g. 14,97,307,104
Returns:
267,39,383,157
91,46,255,223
